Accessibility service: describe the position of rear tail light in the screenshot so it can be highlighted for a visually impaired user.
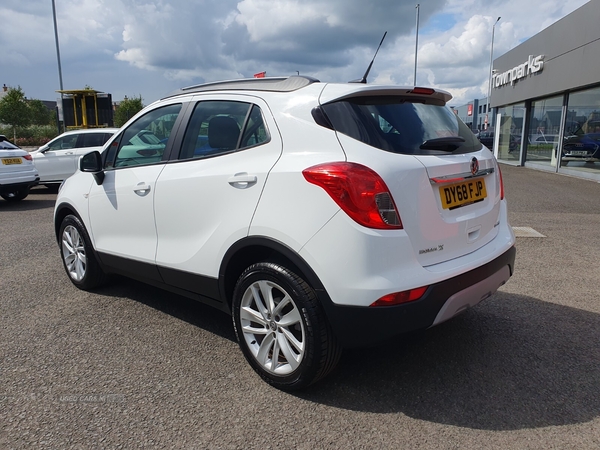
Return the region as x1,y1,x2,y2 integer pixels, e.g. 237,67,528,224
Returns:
303,162,402,229
23,154,33,161
370,286,428,307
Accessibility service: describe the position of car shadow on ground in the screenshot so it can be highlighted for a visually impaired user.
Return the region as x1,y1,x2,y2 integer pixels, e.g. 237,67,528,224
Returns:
95,277,237,343
300,291,600,431
0,186,56,210
91,279,600,432
0,198,56,211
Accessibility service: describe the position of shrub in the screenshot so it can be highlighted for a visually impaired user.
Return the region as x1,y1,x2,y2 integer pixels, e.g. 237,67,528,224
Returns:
0,125,58,147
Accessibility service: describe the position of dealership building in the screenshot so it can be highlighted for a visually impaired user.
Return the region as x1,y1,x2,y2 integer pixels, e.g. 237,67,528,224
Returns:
457,0,600,181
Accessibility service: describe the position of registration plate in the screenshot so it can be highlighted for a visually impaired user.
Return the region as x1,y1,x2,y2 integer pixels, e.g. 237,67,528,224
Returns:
1,158,22,165
568,150,588,156
440,178,487,209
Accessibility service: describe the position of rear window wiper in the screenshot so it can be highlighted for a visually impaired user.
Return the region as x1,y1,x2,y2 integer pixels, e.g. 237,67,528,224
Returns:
420,136,465,152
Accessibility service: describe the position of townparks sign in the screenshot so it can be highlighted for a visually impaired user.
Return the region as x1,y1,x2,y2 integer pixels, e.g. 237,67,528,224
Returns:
492,55,544,88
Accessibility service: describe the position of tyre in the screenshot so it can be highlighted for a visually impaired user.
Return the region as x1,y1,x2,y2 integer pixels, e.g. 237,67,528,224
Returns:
59,214,107,290
1,187,30,202
232,262,341,390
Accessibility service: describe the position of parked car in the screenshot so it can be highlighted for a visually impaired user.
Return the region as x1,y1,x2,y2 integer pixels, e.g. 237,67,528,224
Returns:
54,76,516,390
478,129,519,152
31,128,118,188
561,133,600,162
0,135,39,201
531,134,559,144
478,130,494,148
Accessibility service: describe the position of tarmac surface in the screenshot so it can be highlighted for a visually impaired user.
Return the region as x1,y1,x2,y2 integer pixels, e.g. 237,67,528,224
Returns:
1,164,599,449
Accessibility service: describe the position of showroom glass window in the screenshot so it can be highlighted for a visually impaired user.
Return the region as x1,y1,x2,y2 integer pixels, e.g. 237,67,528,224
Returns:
106,104,182,168
561,86,600,173
526,95,563,166
496,103,525,163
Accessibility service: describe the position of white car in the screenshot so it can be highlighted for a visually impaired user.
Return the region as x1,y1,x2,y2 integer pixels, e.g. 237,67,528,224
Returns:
32,128,118,188
0,135,39,201
54,76,516,390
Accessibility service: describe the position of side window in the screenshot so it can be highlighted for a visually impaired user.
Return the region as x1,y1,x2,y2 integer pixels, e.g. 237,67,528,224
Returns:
80,132,107,148
108,104,182,168
241,105,269,147
372,113,397,134
48,134,78,151
179,101,269,160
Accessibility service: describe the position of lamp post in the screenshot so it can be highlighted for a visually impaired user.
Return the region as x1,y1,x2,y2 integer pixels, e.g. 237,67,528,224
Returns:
485,16,500,130
414,4,420,86
52,0,65,133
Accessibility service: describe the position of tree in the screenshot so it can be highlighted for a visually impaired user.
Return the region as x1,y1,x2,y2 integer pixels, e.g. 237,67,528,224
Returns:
28,99,52,126
0,86,31,141
113,95,144,127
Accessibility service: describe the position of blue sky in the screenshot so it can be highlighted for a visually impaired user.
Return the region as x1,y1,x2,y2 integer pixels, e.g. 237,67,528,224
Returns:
421,13,458,35
0,0,590,106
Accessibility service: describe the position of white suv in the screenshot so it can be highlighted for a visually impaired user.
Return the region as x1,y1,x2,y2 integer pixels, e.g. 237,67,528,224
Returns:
0,135,39,201
54,76,516,390
31,128,118,188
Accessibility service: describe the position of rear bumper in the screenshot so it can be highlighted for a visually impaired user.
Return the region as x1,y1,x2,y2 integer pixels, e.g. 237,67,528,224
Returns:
320,245,516,348
0,177,40,194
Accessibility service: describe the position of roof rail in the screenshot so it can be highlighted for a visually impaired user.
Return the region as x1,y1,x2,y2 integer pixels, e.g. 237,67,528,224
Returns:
162,75,320,99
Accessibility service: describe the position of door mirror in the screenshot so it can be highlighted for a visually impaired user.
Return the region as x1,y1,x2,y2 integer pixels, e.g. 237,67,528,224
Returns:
80,150,105,185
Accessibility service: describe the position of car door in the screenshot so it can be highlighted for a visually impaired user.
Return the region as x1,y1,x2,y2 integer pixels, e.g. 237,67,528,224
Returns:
87,103,184,280
153,97,282,297
34,133,80,182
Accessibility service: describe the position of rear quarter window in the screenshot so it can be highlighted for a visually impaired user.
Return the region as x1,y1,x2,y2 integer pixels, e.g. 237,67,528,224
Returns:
321,96,481,155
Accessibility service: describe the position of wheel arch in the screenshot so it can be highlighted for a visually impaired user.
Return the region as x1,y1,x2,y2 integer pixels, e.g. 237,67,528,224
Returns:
54,202,83,243
219,237,332,314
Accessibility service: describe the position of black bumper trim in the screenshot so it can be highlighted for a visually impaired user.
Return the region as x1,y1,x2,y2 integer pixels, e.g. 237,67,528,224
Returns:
319,246,516,348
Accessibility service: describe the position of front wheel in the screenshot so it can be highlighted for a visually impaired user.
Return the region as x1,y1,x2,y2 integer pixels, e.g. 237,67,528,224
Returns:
232,262,341,390
59,214,107,290
1,187,30,202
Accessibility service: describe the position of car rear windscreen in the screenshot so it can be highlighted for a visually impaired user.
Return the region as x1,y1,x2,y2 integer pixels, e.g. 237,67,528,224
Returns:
320,96,482,155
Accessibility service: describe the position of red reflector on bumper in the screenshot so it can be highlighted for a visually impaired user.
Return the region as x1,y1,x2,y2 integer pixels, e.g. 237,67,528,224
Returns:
370,286,428,307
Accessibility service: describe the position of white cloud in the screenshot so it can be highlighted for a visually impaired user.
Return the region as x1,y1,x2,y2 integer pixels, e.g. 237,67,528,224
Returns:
234,0,323,41
0,0,591,107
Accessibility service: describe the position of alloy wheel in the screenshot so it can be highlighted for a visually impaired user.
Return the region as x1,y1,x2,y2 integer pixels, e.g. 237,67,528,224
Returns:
239,279,305,375
62,225,87,281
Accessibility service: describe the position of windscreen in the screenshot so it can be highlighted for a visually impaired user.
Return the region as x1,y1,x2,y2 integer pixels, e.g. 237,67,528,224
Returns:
0,137,19,149
321,96,481,155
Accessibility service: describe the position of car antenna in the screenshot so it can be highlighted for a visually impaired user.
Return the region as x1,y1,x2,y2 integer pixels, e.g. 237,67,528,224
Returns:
349,31,387,84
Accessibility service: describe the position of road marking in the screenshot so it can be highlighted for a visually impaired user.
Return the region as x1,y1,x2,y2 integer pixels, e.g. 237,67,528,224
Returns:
512,226,546,238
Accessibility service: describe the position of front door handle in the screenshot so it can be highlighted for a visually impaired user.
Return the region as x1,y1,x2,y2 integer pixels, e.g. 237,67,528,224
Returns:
228,173,257,189
133,183,151,196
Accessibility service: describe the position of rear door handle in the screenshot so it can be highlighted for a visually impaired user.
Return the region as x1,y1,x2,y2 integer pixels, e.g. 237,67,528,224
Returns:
228,173,257,189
